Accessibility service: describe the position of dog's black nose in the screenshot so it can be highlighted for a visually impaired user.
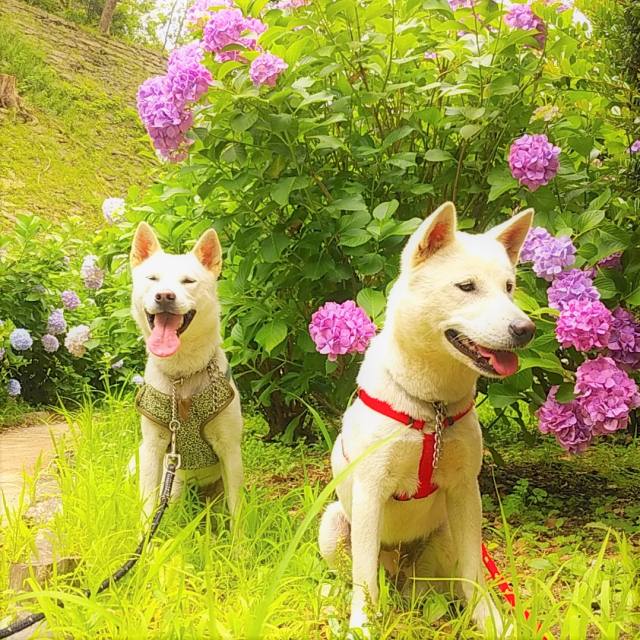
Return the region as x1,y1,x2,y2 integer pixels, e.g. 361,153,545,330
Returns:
509,319,535,345
155,290,176,303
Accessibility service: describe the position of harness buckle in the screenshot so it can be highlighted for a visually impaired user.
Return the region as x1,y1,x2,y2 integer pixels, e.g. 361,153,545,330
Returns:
164,452,182,471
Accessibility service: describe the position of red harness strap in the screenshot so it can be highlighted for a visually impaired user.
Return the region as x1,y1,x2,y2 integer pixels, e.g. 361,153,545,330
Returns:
356,389,474,501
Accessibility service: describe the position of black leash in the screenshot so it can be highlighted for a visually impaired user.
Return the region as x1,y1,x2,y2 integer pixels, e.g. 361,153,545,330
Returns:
0,457,179,639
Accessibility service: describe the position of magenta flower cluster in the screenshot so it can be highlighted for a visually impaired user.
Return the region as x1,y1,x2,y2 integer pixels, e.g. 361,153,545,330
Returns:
309,301,377,361
607,307,640,369
505,4,545,45
538,357,640,453
547,269,599,311
555,299,612,352
520,226,575,281
138,1,287,161
137,42,212,162
509,134,560,191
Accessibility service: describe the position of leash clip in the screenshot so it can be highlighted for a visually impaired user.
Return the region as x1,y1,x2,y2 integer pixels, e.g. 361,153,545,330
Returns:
164,452,182,471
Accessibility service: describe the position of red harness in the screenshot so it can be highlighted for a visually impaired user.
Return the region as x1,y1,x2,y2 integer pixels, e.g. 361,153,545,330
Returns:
352,388,474,500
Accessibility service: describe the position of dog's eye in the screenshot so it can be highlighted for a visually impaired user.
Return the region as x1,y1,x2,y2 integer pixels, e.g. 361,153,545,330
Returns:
455,281,476,293
147,275,159,282
181,278,196,284
506,281,514,293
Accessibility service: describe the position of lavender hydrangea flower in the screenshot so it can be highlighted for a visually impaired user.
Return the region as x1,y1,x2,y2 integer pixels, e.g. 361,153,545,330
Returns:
537,387,591,453
448,0,474,9
519,226,553,263
7,379,21,397
598,252,623,271
575,356,640,435
202,8,266,54
65,325,91,358
509,134,561,191
249,53,288,87
607,307,640,370
309,300,377,361
629,140,640,154
275,0,310,9
41,334,60,353
132,374,145,385
47,309,67,335
185,0,235,30
555,299,612,352
80,255,105,290
531,235,576,281
102,197,126,224
424,51,437,60
547,269,599,311
61,290,81,310
167,42,212,105
10,328,33,351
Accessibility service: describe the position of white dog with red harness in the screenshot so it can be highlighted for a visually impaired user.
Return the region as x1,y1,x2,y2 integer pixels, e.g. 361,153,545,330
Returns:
318,202,535,635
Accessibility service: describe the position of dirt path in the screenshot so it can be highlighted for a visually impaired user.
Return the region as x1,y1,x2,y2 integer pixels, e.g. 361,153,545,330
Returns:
0,420,68,518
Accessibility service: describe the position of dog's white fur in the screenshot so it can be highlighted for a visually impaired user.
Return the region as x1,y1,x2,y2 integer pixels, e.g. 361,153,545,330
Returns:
318,202,534,634
130,223,243,521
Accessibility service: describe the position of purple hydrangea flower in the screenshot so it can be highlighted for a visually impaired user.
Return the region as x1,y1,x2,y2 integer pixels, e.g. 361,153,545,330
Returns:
202,8,265,54
505,4,545,45
531,235,576,281
448,0,474,9
185,0,236,30
102,197,126,224
424,51,437,60
65,325,91,358
547,269,599,311
249,53,288,87
275,0,310,9
537,387,592,453
555,299,612,352
575,356,640,435
167,42,212,105
47,309,67,335
598,252,623,271
41,334,60,353
61,290,81,310
629,140,640,154
509,134,561,191
80,255,105,290
7,379,21,397
309,300,377,361
132,374,145,385
520,227,553,263
10,328,33,351
607,307,640,370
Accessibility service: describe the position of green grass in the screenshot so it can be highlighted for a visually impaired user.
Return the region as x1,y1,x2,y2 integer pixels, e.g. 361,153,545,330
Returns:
1,398,639,638
0,13,158,231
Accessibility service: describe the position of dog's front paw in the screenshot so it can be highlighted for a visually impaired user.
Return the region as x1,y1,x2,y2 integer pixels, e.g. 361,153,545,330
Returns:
473,598,510,637
348,607,371,639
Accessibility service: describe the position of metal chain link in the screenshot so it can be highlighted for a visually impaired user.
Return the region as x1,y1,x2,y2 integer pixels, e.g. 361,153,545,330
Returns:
432,401,446,471
166,377,182,471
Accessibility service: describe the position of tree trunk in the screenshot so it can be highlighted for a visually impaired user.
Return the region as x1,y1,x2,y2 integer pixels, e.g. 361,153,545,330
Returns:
0,74,20,110
99,0,119,35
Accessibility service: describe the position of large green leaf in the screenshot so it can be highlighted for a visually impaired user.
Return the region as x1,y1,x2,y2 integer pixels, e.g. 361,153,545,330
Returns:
356,288,386,323
255,321,288,354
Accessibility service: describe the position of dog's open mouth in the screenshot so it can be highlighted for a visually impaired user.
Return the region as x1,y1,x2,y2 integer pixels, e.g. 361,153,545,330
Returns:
445,329,519,377
145,310,196,358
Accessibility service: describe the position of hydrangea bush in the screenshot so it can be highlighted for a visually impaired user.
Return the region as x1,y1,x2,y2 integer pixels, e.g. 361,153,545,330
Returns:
111,0,640,440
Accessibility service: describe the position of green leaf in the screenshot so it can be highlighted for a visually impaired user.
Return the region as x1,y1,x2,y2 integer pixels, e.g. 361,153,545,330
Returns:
230,111,258,132
487,167,518,202
356,255,385,276
593,272,620,300
271,177,296,206
555,383,577,404
424,148,454,162
356,288,386,323
372,199,399,220
487,384,521,409
339,228,370,247
382,218,422,238
519,353,565,375
255,321,288,354
382,125,414,149
331,196,368,212
460,124,482,140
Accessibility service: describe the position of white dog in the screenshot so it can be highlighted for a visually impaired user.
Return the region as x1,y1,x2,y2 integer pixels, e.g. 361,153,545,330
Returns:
318,202,534,635
130,222,243,522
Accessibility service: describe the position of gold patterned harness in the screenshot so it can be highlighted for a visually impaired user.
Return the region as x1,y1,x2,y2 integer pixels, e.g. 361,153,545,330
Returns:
135,361,235,470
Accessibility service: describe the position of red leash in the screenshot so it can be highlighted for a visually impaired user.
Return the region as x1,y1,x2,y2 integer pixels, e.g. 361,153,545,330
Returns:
482,543,547,637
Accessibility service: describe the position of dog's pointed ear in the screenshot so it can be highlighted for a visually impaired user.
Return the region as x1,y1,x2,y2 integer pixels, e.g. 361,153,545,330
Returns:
403,201,457,269
192,229,222,276
130,222,161,268
488,208,534,266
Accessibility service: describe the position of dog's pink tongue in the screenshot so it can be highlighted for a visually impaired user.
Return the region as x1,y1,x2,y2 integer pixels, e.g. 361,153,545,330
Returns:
478,347,519,377
147,313,182,358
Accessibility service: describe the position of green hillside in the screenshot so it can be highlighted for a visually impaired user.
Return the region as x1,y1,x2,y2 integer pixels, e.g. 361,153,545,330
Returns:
0,0,165,230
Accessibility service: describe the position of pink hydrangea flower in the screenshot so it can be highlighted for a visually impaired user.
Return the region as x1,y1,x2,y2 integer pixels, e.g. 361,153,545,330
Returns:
555,299,612,352
537,387,591,453
275,0,310,9
185,0,236,31
509,134,560,191
309,300,376,361
167,42,212,105
575,356,640,435
629,140,640,154
607,307,640,370
202,8,265,54
249,52,288,87
65,325,91,358
448,0,474,9
547,269,599,311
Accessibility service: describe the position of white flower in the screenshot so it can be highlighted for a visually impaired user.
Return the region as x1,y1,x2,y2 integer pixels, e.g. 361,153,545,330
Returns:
65,325,91,357
102,197,126,224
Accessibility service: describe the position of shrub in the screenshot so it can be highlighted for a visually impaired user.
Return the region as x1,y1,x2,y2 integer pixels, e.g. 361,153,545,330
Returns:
124,0,640,444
